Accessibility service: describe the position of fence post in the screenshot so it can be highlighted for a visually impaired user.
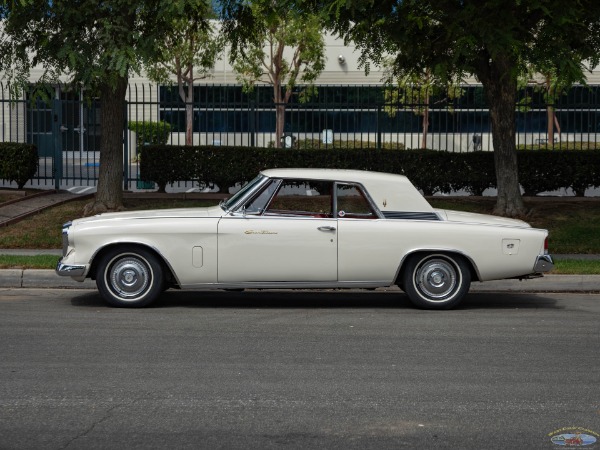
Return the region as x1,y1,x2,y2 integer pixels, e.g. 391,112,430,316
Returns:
250,99,256,147
376,104,382,150
52,99,62,190
123,100,129,191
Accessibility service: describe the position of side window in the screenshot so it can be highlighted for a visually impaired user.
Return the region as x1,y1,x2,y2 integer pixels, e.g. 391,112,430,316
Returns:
336,184,377,219
265,179,333,217
242,179,280,214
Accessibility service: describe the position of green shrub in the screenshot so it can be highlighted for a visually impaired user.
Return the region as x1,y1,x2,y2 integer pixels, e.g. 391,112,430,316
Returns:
127,121,171,155
140,145,600,197
127,121,172,191
0,143,38,189
517,142,600,151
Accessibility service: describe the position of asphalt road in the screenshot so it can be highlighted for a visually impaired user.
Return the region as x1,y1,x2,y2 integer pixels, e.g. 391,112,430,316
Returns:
1,289,599,450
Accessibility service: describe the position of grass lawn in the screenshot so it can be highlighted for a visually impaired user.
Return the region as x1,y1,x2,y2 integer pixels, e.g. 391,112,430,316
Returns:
428,197,600,254
0,198,219,249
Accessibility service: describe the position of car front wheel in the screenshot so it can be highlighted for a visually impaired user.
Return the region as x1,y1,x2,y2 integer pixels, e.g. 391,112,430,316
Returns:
96,247,164,307
401,253,471,309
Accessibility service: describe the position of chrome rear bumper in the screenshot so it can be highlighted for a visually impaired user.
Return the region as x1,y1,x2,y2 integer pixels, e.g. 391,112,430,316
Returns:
534,254,554,273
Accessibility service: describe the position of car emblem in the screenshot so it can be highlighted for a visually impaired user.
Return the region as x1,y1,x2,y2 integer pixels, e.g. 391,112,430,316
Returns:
245,230,278,235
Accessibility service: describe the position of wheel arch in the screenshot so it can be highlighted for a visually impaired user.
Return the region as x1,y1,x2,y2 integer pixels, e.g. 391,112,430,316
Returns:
395,249,481,285
88,242,180,287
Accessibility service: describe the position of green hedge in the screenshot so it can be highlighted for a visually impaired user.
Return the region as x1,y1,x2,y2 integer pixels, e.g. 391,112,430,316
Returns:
140,145,600,196
127,121,172,191
0,143,38,189
127,121,172,150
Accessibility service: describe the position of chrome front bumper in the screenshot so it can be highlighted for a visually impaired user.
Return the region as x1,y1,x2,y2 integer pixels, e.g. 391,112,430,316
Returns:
534,254,554,273
56,260,86,278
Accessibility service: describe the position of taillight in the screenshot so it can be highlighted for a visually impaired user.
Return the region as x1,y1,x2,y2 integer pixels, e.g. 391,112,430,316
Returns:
544,237,549,255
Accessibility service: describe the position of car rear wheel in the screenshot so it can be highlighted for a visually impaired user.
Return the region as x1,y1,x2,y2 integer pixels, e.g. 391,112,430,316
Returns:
401,253,471,309
96,247,164,307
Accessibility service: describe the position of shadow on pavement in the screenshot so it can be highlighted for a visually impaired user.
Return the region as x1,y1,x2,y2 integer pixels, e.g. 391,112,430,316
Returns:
70,289,560,310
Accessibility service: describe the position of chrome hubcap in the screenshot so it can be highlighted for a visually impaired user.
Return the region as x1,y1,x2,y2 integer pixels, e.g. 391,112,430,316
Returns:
109,257,151,299
416,259,458,301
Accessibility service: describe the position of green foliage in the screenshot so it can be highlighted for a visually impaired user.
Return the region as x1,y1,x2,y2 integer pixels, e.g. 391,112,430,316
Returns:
0,1,211,93
144,3,223,131
319,0,600,214
128,121,172,191
384,73,464,118
223,0,326,146
0,0,215,212
227,0,326,92
518,150,600,197
0,143,38,189
127,121,172,152
140,145,600,197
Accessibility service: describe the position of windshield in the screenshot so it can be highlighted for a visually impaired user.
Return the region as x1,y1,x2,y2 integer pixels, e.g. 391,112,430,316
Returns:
221,174,266,211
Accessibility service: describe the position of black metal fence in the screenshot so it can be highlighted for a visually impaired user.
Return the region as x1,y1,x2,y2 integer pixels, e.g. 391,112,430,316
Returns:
1,82,599,190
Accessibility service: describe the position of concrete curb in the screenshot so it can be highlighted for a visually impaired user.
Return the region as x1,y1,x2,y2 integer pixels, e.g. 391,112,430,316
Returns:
0,269,96,289
469,275,600,292
0,270,598,292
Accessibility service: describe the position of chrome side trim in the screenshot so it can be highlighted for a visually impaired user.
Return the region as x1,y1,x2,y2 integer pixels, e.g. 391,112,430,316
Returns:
178,281,391,290
382,211,441,221
534,254,554,272
56,260,86,278
87,242,183,287
393,249,483,283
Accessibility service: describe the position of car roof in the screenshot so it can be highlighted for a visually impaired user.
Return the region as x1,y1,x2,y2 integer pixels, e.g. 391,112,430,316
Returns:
260,168,433,213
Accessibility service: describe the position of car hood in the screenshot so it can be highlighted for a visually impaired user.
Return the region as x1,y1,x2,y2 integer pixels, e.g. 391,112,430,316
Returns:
73,205,223,226
435,209,531,228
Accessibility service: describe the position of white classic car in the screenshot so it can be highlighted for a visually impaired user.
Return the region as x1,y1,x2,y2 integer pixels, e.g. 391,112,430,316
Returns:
57,168,554,309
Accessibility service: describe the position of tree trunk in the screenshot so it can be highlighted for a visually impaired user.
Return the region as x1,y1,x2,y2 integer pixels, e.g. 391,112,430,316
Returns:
478,55,526,217
274,84,285,148
180,65,194,147
186,102,194,146
421,106,429,149
276,104,286,148
84,76,128,216
547,105,555,145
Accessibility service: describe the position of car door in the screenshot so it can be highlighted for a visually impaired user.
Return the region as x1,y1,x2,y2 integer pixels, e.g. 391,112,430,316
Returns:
217,179,338,283
335,183,399,284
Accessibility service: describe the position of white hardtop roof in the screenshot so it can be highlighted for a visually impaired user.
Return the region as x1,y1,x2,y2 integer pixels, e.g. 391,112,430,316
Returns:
260,168,433,213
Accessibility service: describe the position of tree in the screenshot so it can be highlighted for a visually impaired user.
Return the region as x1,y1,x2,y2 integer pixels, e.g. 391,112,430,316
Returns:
0,0,211,215
384,67,463,150
146,9,223,146
222,0,325,147
518,67,570,146
319,0,600,216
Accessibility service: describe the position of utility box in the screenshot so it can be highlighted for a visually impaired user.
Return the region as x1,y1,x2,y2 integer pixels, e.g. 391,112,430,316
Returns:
322,129,333,144
281,132,296,148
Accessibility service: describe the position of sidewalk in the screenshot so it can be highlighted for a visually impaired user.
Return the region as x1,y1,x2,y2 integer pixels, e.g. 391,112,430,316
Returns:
0,190,92,227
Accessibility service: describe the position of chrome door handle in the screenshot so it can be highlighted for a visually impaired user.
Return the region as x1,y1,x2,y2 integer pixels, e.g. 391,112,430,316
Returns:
317,226,336,232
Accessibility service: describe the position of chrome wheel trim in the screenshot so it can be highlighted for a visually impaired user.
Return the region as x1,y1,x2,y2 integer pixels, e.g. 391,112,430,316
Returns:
414,257,460,302
106,254,152,300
